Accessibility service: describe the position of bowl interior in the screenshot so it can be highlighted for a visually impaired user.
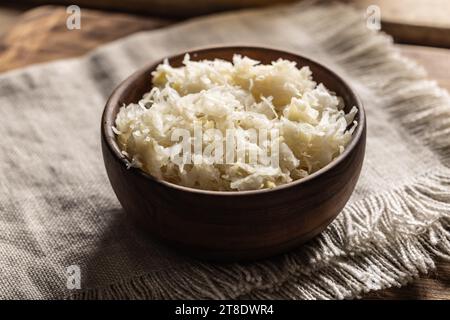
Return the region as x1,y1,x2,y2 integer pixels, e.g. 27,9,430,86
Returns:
103,46,364,194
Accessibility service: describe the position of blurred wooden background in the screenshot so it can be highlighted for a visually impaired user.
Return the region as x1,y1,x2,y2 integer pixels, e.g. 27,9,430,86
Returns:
1,1,449,47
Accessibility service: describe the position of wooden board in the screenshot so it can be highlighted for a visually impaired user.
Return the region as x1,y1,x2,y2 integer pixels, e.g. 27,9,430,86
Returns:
0,6,25,37
0,5,449,299
347,0,450,28
343,0,450,48
11,0,450,47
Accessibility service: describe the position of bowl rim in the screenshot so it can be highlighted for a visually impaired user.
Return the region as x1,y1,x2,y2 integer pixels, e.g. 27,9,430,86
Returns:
102,45,365,197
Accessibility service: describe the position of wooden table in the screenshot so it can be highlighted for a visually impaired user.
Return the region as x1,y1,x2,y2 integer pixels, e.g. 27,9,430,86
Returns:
0,5,449,300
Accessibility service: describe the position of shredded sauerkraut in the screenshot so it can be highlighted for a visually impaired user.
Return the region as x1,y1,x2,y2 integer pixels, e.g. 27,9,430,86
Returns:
114,54,357,191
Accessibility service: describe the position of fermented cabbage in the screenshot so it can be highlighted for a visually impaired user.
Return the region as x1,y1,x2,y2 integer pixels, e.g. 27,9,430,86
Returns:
114,54,357,191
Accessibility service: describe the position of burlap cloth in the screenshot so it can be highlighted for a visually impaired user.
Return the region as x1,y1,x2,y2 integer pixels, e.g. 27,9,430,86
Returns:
1,2,449,299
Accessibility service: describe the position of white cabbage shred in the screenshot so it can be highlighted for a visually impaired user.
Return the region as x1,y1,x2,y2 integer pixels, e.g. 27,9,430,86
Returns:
114,54,357,191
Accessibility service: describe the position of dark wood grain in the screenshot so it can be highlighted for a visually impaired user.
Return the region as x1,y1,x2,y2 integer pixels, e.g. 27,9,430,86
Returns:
101,46,366,261
342,0,450,48
19,0,297,18
0,4,448,298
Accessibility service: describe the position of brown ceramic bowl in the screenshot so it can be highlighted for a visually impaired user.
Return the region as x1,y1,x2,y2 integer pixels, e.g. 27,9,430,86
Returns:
101,46,366,261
